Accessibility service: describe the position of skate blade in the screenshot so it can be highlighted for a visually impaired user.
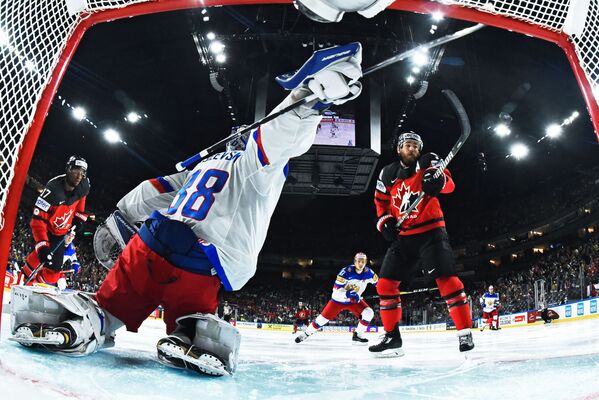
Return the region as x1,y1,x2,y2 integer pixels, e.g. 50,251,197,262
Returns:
352,341,369,346
157,341,229,377
8,336,63,346
370,348,405,358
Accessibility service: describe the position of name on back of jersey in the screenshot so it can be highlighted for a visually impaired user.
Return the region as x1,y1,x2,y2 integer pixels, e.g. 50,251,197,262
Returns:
201,151,242,163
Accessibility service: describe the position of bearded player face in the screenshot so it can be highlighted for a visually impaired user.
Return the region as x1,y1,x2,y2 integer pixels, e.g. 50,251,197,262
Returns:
397,139,420,166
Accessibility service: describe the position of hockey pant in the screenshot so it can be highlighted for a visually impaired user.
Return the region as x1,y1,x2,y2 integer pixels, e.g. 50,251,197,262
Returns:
482,309,500,329
306,300,373,335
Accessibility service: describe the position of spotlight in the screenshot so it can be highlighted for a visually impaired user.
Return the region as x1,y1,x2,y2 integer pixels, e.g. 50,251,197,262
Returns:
203,16,210,22
126,112,141,123
545,123,562,138
411,51,429,67
509,143,529,160
72,106,86,121
103,129,121,144
215,53,226,63
209,41,225,54
432,11,444,21
406,76,415,84
493,123,511,137
206,32,216,40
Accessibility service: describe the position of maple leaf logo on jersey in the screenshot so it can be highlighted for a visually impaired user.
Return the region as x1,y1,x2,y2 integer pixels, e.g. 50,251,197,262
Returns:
391,182,421,216
53,209,73,230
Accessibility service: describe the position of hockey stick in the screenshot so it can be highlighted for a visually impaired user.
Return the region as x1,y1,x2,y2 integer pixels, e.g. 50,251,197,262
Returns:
23,227,74,286
395,89,471,229
175,24,485,171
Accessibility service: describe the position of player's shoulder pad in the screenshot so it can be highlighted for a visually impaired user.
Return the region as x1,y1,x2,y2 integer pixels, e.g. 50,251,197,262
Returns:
40,175,67,205
75,177,90,198
379,162,402,187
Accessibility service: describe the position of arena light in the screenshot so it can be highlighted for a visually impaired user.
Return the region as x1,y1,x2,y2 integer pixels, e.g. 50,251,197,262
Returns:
103,128,121,144
406,75,415,84
412,66,421,74
509,143,529,160
545,123,562,139
126,111,141,123
215,53,226,63
203,16,210,22
201,8,207,15
71,106,86,121
209,41,225,54
432,11,444,22
411,50,429,67
493,123,511,137
206,32,216,41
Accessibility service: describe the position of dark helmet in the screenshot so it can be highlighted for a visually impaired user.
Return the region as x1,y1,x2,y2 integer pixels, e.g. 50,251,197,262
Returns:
396,131,423,151
66,155,88,176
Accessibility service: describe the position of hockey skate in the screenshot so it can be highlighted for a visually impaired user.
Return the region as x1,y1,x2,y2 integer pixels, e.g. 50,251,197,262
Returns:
295,331,309,343
458,330,475,352
157,336,229,377
352,331,368,345
10,323,75,349
368,329,404,357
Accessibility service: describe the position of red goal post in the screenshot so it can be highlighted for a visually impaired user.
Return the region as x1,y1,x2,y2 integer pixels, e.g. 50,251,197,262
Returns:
1,0,598,322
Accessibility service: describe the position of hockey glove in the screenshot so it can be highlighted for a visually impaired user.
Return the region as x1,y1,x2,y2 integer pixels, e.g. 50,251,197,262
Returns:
35,241,52,263
421,168,446,197
376,214,398,242
417,152,441,171
307,61,362,109
346,290,360,303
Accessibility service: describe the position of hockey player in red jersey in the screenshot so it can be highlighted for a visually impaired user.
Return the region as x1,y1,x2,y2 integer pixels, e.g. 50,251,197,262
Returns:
295,252,378,345
22,156,92,285
369,132,474,357
293,302,311,333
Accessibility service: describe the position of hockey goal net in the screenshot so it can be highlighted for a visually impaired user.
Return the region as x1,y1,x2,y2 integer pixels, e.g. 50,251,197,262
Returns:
1,0,598,314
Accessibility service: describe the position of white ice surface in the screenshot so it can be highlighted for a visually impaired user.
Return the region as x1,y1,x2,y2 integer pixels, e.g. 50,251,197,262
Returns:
1,297,599,400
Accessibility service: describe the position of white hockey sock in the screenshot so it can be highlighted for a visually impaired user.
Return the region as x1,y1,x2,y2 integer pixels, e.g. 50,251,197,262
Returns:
306,315,329,335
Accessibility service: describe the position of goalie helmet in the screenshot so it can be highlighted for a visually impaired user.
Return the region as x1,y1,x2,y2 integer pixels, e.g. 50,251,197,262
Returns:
226,126,250,152
294,0,393,23
396,131,423,151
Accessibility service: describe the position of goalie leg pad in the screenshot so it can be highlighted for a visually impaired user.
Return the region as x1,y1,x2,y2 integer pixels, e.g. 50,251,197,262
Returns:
10,285,118,355
157,313,241,377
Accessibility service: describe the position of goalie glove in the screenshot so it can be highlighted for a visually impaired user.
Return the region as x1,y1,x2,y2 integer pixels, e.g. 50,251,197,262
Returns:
276,42,363,113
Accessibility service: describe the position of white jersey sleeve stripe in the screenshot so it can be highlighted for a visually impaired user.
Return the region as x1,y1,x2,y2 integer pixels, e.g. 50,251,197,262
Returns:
253,128,270,166
149,176,175,193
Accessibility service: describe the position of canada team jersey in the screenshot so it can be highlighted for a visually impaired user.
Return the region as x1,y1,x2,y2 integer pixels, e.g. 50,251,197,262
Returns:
31,175,90,242
481,292,500,312
374,161,454,235
331,265,378,304
117,95,322,291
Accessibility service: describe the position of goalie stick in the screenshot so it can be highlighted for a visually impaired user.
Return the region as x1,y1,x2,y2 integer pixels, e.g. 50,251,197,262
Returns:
395,89,471,229
175,24,484,171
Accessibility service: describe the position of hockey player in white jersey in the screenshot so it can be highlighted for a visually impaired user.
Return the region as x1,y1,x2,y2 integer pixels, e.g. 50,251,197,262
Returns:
295,252,378,344
480,285,501,331
10,43,363,377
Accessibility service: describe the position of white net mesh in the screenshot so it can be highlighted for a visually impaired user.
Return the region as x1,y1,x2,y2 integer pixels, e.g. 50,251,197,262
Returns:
0,0,597,232
0,0,150,231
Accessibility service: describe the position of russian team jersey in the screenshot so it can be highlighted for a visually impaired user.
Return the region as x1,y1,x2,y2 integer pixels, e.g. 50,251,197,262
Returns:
331,265,378,304
480,292,500,312
117,95,322,291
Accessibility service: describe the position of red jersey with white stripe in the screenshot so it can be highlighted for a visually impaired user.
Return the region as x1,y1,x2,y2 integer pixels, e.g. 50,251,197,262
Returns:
31,175,90,242
374,161,454,235
116,94,323,291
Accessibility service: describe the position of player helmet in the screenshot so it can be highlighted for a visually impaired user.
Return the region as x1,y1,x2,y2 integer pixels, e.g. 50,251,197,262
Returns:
354,252,367,261
226,126,250,152
66,155,88,176
396,131,423,151
489,285,494,292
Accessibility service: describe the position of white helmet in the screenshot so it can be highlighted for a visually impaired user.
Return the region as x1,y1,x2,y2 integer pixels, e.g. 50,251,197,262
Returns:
294,0,394,23
397,131,423,151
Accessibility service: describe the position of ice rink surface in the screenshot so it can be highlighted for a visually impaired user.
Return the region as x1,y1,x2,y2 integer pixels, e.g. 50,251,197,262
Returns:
1,300,599,400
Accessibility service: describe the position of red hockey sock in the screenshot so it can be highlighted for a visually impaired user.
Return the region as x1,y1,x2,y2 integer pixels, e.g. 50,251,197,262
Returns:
377,278,402,332
436,276,471,331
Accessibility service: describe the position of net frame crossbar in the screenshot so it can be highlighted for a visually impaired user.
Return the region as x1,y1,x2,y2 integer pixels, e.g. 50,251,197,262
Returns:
1,0,598,325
